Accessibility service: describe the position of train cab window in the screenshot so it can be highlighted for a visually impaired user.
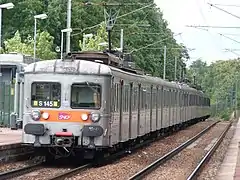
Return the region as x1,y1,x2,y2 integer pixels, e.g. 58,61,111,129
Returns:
31,82,61,108
71,83,101,109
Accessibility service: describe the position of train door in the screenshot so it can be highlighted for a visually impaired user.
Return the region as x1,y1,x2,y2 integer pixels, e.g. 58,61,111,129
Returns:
145,86,151,134
156,86,159,130
139,84,146,136
160,86,163,129
128,82,133,139
110,78,120,146
151,86,157,132
131,84,138,139
121,81,130,142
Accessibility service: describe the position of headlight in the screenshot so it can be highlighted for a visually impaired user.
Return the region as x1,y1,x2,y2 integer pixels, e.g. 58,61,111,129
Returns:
31,110,41,121
81,114,89,121
42,112,49,120
90,113,100,122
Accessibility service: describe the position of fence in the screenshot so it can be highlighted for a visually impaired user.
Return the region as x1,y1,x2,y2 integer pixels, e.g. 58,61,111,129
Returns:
0,82,14,127
211,100,237,120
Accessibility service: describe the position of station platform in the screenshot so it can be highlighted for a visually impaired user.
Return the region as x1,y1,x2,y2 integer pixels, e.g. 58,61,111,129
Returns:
216,118,240,180
0,128,22,147
0,128,33,163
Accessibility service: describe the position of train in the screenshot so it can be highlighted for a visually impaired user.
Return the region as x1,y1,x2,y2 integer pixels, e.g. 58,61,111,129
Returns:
21,51,211,160
0,53,39,127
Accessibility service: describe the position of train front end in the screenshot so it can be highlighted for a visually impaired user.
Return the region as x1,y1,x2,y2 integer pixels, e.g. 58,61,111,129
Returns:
22,59,112,159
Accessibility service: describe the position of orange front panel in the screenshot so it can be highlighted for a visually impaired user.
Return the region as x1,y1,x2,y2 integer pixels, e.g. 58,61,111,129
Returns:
39,110,92,123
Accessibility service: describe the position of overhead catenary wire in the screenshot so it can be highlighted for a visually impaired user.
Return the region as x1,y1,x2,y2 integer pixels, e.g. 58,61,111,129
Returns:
186,25,240,29
210,4,240,8
188,26,240,57
71,3,154,37
130,33,182,53
208,3,240,20
187,26,240,44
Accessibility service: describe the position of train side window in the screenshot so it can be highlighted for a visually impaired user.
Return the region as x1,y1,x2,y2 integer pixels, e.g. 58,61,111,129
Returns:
174,90,176,106
111,81,115,112
164,89,169,107
114,83,119,112
166,89,168,107
157,86,161,108
186,93,188,107
138,84,141,111
152,87,156,109
175,90,177,107
156,87,158,110
141,87,146,110
174,90,177,107
122,84,125,112
185,93,187,107
129,83,133,112
167,89,172,107
147,87,151,110
170,89,172,107
133,86,138,111
124,84,130,112
163,89,166,107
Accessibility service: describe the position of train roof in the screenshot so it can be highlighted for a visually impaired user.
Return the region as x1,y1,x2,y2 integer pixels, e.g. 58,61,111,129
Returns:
24,59,112,75
24,58,204,94
0,53,40,65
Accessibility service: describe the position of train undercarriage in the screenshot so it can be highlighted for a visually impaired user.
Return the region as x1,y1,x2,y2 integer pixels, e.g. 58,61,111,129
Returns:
26,115,210,163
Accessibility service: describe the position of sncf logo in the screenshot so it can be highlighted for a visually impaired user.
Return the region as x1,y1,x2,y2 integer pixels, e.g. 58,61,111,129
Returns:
58,112,71,120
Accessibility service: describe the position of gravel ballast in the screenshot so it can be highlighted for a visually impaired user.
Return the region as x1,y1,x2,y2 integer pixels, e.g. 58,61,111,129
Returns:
197,121,236,180
143,121,230,180
67,120,215,180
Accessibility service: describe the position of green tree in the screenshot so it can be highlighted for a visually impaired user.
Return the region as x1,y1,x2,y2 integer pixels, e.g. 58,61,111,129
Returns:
79,22,108,51
0,0,189,79
4,30,56,60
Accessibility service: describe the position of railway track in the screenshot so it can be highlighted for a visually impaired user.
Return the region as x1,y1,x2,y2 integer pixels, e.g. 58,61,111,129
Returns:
128,120,223,180
0,120,221,180
48,163,92,180
0,162,43,180
0,161,90,180
187,121,232,180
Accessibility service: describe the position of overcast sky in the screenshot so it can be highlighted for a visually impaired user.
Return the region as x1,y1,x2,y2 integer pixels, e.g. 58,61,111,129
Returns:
154,0,240,66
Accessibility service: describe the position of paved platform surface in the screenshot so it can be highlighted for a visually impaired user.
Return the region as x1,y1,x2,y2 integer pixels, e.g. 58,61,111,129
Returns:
0,128,22,147
216,118,240,180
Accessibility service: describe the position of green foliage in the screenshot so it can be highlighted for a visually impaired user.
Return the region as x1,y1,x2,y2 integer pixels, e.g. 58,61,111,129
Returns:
219,108,232,121
0,0,189,78
4,31,33,55
187,58,240,118
79,22,108,51
35,31,57,59
4,30,56,60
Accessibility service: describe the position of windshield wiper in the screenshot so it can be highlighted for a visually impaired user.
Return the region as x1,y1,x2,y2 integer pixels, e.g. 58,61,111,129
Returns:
85,81,99,94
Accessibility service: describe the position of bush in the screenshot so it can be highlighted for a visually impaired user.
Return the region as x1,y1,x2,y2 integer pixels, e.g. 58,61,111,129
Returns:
218,108,232,121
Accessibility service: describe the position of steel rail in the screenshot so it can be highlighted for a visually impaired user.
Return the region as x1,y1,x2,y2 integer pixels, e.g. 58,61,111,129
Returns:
128,121,219,180
48,163,92,180
0,162,43,180
187,122,232,180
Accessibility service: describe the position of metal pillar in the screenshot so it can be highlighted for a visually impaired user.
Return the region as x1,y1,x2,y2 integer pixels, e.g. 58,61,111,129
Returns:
19,81,23,123
61,31,64,60
120,29,124,53
174,56,177,81
163,45,166,80
33,18,37,62
66,0,71,53
0,8,2,50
